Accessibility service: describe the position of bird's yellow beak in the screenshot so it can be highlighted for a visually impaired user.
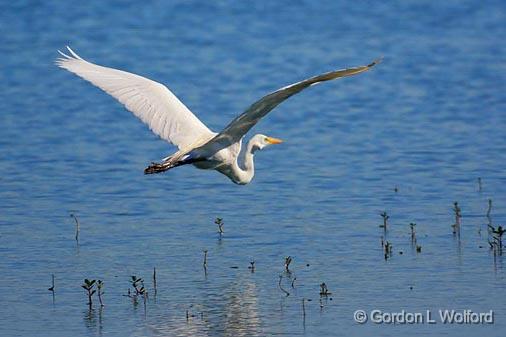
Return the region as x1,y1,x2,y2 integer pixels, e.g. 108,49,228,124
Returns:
266,136,283,145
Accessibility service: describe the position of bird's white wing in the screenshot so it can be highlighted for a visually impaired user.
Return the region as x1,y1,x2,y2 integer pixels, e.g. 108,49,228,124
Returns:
56,46,214,150
195,59,380,154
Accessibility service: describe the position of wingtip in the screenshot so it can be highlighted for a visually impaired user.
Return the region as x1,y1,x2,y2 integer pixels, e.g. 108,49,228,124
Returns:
368,57,383,68
56,45,83,61
55,49,69,67
66,45,83,60
57,49,70,59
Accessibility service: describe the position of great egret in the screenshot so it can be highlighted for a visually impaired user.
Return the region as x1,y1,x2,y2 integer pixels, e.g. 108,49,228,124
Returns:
56,47,379,184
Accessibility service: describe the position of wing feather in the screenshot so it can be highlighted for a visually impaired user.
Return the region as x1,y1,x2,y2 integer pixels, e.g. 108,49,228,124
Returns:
197,59,380,153
56,46,214,150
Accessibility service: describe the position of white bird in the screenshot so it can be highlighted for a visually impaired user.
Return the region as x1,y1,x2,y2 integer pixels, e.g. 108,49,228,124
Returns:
56,47,379,185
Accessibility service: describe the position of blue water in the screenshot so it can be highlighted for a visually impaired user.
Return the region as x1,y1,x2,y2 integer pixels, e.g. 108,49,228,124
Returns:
1,1,506,336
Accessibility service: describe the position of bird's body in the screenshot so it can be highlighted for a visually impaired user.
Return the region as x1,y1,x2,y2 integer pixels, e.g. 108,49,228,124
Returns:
57,47,378,184
148,134,279,184
195,140,251,184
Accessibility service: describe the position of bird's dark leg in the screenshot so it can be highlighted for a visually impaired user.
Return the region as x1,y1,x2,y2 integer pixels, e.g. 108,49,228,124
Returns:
144,157,206,175
144,161,174,174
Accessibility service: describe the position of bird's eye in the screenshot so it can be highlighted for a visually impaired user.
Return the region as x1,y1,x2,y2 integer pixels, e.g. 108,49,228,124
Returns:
264,137,268,142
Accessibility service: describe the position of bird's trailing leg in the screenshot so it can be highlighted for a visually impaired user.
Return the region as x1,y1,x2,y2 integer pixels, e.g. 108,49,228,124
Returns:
144,156,205,174
144,161,175,174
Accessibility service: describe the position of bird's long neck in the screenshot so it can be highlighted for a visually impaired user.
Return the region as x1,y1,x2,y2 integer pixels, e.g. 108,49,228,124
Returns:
232,139,257,185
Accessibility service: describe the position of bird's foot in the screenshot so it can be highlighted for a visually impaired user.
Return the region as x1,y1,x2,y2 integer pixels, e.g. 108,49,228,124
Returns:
144,162,171,174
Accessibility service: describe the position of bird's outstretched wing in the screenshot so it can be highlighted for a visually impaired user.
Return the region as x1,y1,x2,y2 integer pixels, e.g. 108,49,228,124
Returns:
197,59,380,153
56,46,214,150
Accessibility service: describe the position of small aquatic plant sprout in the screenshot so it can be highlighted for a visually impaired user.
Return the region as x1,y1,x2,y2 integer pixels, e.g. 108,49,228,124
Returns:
489,225,505,252
416,245,422,253
203,250,208,268
48,274,55,292
153,267,157,296
410,222,416,242
129,275,147,297
452,202,462,234
380,211,389,230
97,280,104,307
70,213,80,243
248,261,255,272
487,199,492,218
215,217,224,236
128,276,148,312
81,279,96,309
284,256,293,272
319,282,331,296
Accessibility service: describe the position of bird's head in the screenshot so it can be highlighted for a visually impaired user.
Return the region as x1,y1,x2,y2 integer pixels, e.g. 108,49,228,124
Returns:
250,134,283,152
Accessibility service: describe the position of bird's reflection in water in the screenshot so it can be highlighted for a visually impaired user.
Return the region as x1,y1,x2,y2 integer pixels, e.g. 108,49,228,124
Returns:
222,281,260,337
148,279,261,337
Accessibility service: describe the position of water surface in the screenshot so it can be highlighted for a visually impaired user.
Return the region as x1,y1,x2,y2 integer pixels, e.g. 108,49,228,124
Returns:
1,1,505,336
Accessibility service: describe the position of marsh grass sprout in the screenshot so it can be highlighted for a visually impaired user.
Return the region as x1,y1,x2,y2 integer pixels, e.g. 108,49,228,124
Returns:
319,282,331,296
488,224,505,254
81,279,96,309
153,267,157,296
70,213,80,244
48,274,55,304
380,211,389,231
486,199,492,218
97,280,104,307
48,274,55,292
129,275,147,297
215,217,224,236
410,222,417,243
284,256,292,273
128,275,148,313
203,250,208,269
452,202,462,236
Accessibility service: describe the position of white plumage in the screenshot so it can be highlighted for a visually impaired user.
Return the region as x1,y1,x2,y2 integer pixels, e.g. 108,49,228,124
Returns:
57,47,379,184
56,47,214,150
